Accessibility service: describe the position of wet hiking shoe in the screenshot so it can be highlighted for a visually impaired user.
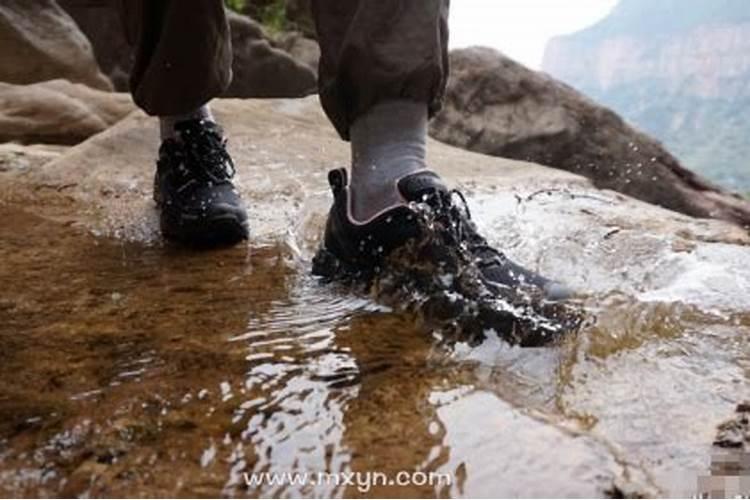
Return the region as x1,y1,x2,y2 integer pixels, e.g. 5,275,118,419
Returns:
154,119,249,247
312,168,580,346
313,168,573,300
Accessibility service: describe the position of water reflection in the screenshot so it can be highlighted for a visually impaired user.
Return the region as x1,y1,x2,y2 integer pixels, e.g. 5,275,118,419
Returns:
227,277,367,497
1,196,750,498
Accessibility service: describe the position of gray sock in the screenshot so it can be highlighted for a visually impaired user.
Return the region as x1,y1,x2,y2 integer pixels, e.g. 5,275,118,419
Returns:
349,100,428,222
159,104,215,141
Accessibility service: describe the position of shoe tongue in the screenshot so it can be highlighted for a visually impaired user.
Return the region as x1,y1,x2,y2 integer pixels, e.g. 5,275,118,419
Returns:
397,171,448,202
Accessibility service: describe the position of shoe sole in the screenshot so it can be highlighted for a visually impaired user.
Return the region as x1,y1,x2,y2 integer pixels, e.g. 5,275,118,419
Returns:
159,206,249,248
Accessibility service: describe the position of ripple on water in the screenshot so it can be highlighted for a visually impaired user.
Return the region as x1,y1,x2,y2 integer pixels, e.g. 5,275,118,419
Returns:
2,189,749,497
221,274,380,497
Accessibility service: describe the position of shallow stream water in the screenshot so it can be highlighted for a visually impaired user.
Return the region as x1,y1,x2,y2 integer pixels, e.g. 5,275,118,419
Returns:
1,138,750,497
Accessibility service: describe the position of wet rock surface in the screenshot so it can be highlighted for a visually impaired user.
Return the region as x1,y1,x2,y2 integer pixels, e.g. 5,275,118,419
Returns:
704,403,750,497
1,96,749,497
431,47,750,229
0,143,67,172
715,403,750,450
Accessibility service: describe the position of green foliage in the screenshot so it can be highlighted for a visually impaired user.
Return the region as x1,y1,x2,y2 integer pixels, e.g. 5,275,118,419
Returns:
258,0,288,34
225,0,289,34
224,0,247,13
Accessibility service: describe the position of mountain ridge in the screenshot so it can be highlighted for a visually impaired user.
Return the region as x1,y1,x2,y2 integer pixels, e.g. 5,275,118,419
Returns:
542,0,750,192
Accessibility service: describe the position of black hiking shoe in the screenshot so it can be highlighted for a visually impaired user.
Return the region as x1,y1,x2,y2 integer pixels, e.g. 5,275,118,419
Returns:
312,168,574,301
154,119,249,247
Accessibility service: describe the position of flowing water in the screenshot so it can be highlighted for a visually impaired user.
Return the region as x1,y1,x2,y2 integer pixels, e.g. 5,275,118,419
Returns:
1,144,750,497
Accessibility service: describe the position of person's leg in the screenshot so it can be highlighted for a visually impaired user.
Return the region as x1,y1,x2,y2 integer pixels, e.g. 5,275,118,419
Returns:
119,0,232,121
311,0,572,300
312,0,450,222
119,0,248,246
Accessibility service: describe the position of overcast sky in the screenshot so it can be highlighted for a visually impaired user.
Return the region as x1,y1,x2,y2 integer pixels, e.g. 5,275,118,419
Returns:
449,0,618,69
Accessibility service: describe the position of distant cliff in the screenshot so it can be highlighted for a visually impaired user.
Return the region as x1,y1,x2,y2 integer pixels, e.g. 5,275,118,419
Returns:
542,0,750,193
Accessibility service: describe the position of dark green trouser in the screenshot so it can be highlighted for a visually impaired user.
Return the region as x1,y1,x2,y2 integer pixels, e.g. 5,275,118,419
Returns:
121,0,450,140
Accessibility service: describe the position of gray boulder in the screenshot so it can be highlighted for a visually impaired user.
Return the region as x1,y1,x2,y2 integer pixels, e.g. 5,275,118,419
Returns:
58,1,316,98
225,11,316,98
56,0,133,92
0,0,112,89
0,79,135,145
431,47,750,229
275,31,320,76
